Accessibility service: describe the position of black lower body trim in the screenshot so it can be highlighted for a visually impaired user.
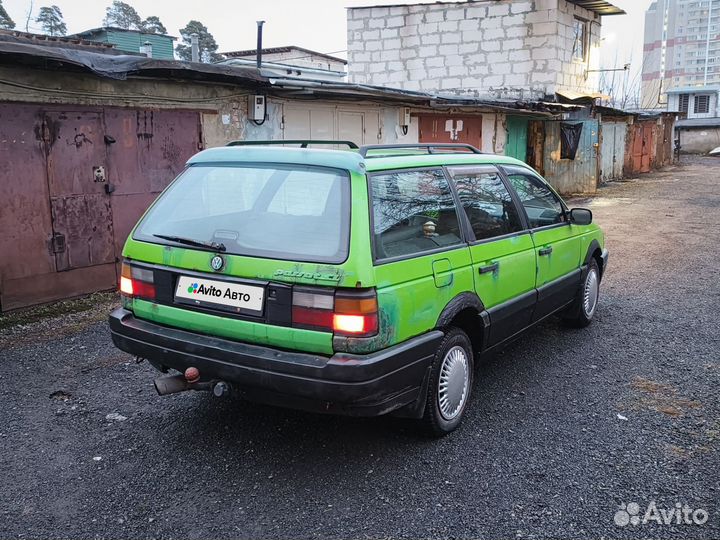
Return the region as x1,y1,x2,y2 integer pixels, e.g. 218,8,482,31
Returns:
533,268,582,322
109,308,443,417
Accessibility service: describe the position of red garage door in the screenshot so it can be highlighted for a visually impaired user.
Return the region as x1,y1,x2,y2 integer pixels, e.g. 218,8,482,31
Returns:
0,105,202,311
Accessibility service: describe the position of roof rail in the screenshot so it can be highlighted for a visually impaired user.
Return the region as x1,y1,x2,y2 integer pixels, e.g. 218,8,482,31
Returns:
227,140,359,149
358,143,482,158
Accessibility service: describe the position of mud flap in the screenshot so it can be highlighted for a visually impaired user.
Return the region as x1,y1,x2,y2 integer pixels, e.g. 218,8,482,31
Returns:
390,365,432,419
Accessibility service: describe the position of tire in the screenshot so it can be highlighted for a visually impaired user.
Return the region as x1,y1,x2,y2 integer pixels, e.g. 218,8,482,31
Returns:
421,327,474,437
562,258,600,328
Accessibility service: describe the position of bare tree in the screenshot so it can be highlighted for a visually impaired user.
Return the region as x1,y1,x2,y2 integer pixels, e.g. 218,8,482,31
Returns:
24,0,33,32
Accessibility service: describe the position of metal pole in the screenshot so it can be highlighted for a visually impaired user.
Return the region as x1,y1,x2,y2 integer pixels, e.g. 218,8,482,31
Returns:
190,33,199,63
256,21,265,69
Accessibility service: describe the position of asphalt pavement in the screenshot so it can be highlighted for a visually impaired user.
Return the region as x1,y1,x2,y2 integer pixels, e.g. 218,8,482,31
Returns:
1,157,718,539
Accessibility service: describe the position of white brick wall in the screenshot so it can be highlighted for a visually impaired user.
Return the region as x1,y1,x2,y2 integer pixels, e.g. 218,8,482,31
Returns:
347,0,602,99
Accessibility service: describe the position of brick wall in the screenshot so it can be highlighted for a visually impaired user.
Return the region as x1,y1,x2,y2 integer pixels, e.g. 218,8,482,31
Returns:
347,0,602,99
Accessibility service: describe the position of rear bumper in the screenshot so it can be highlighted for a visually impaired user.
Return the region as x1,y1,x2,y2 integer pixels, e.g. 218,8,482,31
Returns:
109,308,441,417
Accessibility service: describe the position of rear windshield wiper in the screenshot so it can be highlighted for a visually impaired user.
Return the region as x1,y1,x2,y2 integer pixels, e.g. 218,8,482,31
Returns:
152,234,226,252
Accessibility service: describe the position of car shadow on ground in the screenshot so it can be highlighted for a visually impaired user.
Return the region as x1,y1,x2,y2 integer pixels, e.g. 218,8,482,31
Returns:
134,315,573,456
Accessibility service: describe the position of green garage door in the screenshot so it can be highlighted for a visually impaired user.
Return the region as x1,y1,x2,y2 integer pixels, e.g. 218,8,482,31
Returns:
505,116,529,162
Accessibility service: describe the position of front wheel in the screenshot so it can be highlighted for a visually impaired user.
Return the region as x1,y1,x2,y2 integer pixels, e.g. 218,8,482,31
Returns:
562,258,600,328
421,327,474,437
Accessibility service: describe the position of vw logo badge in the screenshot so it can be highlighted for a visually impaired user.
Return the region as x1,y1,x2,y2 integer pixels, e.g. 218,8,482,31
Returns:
210,255,224,271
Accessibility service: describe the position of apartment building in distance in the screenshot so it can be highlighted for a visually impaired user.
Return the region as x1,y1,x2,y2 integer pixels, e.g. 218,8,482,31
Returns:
641,0,720,109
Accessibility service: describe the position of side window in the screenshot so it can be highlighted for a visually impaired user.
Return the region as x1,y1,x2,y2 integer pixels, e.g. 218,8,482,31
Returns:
371,169,463,260
448,167,523,241
505,171,566,228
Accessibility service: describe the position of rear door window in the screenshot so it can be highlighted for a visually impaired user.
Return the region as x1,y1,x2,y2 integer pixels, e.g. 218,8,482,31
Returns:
448,166,524,241
370,169,463,260
134,164,350,263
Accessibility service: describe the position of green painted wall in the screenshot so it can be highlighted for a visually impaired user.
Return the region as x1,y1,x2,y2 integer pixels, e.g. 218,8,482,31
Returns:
88,29,175,60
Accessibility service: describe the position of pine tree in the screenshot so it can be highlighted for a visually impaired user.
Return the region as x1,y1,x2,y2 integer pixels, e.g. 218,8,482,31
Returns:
36,5,66,36
176,20,222,63
103,1,141,30
140,15,166,34
0,0,16,29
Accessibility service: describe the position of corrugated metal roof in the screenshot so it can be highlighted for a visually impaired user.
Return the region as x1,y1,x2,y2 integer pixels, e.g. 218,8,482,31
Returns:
566,0,625,15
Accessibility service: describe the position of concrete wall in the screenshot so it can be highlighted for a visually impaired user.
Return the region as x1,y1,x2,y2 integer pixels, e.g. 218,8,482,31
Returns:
0,66,413,149
347,0,601,99
678,127,720,154
0,65,242,142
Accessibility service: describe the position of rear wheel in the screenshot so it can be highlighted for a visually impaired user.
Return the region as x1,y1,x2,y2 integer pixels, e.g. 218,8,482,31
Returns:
421,327,473,437
562,258,600,328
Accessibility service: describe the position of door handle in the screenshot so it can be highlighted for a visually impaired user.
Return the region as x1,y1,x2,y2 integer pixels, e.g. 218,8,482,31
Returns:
538,246,553,256
478,262,499,274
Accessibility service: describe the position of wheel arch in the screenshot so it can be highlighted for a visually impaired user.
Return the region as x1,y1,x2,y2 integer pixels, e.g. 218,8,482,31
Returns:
435,292,489,355
584,239,604,278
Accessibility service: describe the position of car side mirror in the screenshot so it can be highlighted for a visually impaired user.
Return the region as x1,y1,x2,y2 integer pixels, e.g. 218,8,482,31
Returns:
570,208,593,225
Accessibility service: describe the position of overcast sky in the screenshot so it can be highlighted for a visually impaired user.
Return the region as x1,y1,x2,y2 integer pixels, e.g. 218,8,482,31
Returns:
3,0,652,91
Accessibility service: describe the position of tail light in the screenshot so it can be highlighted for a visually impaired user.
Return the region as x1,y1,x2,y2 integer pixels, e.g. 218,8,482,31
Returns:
119,262,156,301
292,287,378,337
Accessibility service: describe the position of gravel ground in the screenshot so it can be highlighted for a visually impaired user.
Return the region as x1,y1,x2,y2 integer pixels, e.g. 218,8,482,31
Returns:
1,157,718,539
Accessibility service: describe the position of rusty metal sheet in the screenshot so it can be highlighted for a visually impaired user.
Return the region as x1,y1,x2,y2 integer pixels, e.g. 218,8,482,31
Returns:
527,120,545,175
104,108,202,261
109,192,159,265
50,194,115,271
104,108,202,196
418,114,482,148
45,110,108,196
0,104,202,312
0,104,56,306
0,263,117,312
629,122,655,174
543,119,599,194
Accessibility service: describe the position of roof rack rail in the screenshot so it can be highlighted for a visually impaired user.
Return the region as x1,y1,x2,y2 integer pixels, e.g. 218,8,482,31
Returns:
358,143,482,158
227,140,359,149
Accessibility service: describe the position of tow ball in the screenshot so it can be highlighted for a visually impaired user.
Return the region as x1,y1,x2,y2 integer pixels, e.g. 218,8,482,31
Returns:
153,367,230,397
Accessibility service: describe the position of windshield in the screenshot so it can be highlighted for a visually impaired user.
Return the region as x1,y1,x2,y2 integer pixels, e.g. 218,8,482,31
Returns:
134,164,351,263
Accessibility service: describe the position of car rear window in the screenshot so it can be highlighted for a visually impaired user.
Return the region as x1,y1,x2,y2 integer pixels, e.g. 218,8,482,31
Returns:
134,164,350,263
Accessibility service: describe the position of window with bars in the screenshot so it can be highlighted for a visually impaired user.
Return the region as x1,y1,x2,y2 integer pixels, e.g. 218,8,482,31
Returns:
694,94,711,113
679,94,690,113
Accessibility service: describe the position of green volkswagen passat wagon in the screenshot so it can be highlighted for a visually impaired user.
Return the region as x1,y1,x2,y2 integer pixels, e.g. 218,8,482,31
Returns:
109,142,608,436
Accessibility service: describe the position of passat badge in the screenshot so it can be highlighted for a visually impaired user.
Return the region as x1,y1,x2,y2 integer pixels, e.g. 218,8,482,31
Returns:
210,255,224,271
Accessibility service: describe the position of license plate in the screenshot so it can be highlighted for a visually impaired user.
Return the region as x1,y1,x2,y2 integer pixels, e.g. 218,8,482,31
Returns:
175,275,264,314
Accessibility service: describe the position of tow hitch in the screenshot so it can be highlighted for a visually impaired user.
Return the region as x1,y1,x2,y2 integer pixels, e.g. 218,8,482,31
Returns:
153,367,230,397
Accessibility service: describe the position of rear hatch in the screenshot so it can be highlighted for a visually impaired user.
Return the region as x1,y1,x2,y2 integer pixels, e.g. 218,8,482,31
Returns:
120,152,375,356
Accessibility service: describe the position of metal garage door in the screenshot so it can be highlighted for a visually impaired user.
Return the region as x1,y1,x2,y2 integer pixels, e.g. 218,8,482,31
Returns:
283,105,380,147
